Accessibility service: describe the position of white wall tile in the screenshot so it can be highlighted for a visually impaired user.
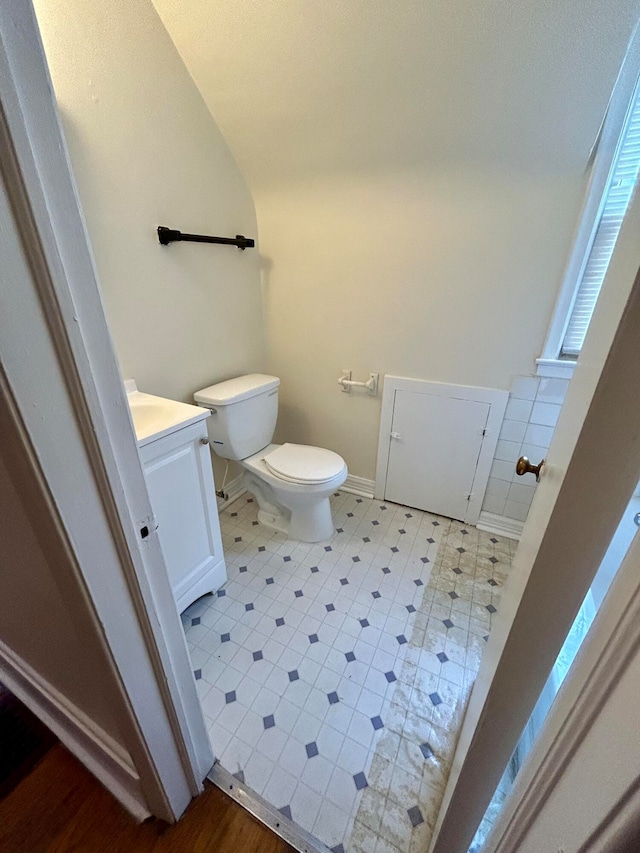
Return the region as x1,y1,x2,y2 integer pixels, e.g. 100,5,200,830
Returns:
503,499,532,523
530,401,561,427
536,378,570,405
498,419,527,443
509,376,539,401
505,397,534,423
490,459,514,482
482,494,507,516
523,423,554,449
495,439,521,463
507,481,536,506
486,477,511,499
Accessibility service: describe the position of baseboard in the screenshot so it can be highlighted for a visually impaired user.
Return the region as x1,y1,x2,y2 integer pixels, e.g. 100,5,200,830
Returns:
0,638,150,822
216,474,246,511
477,510,524,541
341,474,376,499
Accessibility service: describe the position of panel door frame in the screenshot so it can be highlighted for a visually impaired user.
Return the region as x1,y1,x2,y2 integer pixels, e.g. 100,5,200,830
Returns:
375,376,507,524
0,0,213,821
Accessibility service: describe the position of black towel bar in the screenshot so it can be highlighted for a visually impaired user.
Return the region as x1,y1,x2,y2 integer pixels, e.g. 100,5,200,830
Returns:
157,226,255,250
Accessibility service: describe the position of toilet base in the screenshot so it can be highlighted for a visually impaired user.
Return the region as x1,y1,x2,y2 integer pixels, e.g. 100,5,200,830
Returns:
242,469,338,543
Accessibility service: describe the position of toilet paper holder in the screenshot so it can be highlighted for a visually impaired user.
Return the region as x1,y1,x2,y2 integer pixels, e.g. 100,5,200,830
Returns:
338,370,379,395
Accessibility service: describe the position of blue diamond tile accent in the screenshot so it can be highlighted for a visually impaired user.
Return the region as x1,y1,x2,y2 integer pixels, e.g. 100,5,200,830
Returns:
370,715,384,730
406,604,416,613
336,528,344,533
379,505,387,511
239,566,248,573
414,579,424,586
217,589,226,597
266,577,274,585
252,521,259,526
359,618,369,628
487,604,497,613
194,669,202,680
488,578,498,586
352,555,360,563
247,497,254,503
233,769,245,783
331,845,345,853
279,805,292,820
275,617,285,627
372,519,379,526
443,619,454,629
221,633,230,643
324,546,333,552
230,512,238,517
396,635,407,645
191,616,201,626
253,650,263,662
294,590,303,598
433,520,440,526
382,567,390,574
489,556,499,564
305,741,319,758
327,691,339,704
461,529,469,535
372,591,381,599
345,651,356,662
421,557,430,564
326,603,336,612
453,567,463,575
457,547,466,554
258,546,266,552
490,537,498,543
429,692,442,706
356,498,363,503
225,691,236,704
309,634,319,644
310,566,319,573
288,670,299,682
347,512,354,518
408,805,424,827
420,742,434,759
340,578,349,586
448,591,459,600
437,652,449,663
398,529,406,534
353,772,368,790
263,714,275,729
362,537,370,543
234,537,242,543
385,671,397,683
484,634,489,642
390,546,399,553
245,603,254,611
283,555,292,562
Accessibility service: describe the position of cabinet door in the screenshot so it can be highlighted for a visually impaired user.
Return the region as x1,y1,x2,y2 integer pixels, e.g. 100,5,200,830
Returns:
140,422,225,610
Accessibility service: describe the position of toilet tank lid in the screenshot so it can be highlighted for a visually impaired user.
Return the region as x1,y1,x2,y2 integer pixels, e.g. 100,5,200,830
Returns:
194,374,280,406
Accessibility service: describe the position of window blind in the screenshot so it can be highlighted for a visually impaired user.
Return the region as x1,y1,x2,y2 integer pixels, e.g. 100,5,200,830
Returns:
561,79,640,357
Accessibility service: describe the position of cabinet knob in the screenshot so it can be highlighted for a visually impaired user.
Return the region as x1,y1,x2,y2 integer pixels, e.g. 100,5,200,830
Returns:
200,437,210,446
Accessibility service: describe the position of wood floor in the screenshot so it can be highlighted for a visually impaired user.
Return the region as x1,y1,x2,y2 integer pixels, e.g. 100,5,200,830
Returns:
0,744,296,853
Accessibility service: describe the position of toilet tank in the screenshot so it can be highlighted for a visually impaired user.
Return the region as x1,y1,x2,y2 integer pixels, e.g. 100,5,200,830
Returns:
194,374,280,460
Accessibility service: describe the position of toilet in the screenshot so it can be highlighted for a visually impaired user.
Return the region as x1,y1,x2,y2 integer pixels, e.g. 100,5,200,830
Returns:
194,374,347,542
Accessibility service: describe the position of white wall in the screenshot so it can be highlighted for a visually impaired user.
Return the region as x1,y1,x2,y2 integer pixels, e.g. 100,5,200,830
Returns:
33,0,265,410
256,172,579,480
152,0,639,484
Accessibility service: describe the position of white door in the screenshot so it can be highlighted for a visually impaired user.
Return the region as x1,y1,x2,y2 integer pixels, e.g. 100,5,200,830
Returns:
376,378,507,524
430,188,640,851
386,391,489,521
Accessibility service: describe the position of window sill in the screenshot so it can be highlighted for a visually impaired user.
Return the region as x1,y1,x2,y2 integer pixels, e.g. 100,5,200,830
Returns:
535,358,577,379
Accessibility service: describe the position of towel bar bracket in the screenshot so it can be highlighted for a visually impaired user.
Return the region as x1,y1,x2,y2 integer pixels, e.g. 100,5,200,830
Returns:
157,226,255,250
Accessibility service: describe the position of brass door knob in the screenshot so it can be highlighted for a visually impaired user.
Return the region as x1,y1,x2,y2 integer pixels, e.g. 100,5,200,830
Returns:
516,456,545,482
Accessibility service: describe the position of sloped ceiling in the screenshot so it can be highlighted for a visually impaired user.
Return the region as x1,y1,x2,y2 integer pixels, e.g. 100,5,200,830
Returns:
153,0,639,190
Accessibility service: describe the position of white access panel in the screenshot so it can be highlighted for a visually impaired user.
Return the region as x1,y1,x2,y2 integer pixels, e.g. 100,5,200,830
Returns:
376,377,508,524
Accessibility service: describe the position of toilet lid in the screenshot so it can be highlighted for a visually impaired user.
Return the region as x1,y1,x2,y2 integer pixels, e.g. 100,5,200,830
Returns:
264,443,345,484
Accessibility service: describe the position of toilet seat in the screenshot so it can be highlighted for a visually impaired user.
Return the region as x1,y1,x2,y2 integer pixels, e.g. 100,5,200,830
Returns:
263,443,345,484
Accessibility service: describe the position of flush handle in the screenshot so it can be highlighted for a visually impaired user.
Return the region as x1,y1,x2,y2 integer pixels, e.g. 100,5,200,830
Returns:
516,456,545,482
390,432,402,440
200,437,210,446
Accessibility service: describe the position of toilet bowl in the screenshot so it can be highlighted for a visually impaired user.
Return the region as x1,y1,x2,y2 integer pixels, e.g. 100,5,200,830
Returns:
241,444,347,541
194,374,348,542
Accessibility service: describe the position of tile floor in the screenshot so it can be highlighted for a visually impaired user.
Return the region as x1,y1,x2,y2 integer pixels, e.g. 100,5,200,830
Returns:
182,492,515,853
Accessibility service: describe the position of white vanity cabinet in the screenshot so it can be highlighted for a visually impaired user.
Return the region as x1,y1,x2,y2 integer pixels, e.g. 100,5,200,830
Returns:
139,418,226,613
